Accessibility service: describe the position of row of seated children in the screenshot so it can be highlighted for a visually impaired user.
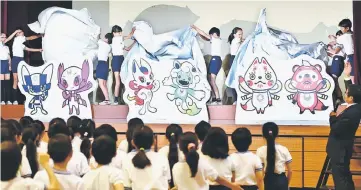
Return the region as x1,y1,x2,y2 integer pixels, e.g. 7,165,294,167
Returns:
0,116,292,190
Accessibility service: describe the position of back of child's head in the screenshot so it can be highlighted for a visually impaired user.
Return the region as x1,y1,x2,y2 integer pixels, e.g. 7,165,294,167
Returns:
92,135,116,165
5,119,23,142
1,125,16,142
232,127,252,152
179,132,199,177
132,125,154,169
20,116,34,128
48,134,72,163
22,127,39,177
1,140,22,181
49,117,66,126
94,124,117,141
67,116,82,136
128,117,144,129
165,124,183,186
194,120,211,142
126,118,144,153
338,19,352,30
78,119,95,159
262,122,279,174
105,33,113,44
112,25,123,34
209,27,220,37
33,120,45,136
47,121,70,138
201,127,229,159
228,27,243,43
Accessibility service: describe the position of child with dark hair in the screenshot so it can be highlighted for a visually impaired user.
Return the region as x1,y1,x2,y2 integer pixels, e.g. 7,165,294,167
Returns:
256,122,292,190
231,128,264,190
34,134,84,189
49,117,66,127
195,120,211,150
83,135,124,190
192,25,223,105
20,116,34,128
201,127,235,190
90,124,126,170
1,140,60,189
78,119,95,160
34,120,47,153
118,117,144,153
122,125,170,189
21,127,39,178
172,132,241,190
158,124,183,188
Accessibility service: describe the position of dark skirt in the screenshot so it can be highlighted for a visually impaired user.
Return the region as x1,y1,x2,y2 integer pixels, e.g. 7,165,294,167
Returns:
264,173,288,190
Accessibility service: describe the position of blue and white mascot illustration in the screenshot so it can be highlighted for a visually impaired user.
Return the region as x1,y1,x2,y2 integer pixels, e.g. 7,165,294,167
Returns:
21,64,53,115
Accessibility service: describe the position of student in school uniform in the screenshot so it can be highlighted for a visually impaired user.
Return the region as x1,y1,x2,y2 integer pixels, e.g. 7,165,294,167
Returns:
231,128,264,190
227,27,244,105
158,124,184,188
21,127,40,178
97,33,113,105
34,134,84,190
118,117,144,153
110,25,135,105
83,135,124,190
11,28,42,105
33,120,48,153
47,120,90,177
172,132,241,190
256,122,292,190
67,116,82,152
1,140,60,190
122,125,171,190
194,120,211,151
192,25,223,105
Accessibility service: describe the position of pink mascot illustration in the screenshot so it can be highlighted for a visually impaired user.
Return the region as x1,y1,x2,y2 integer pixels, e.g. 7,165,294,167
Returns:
238,57,282,114
57,60,93,115
284,60,331,114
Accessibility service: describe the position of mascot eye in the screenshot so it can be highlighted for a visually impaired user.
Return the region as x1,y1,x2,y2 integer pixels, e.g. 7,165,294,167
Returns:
188,77,191,81
40,85,46,91
249,73,256,80
150,74,154,80
29,86,34,93
265,73,272,80
178,75,181,79
298,75,302,79
139,76,145,83
74,77,80,86
62,79,68,88
312,75,316,79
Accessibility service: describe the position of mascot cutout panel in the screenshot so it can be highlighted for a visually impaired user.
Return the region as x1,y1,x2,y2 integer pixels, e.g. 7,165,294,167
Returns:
18,59,96,122
123,58,210,124
235,54,334,125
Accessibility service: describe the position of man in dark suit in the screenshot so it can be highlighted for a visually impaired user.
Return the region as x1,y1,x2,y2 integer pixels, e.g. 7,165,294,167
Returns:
327,62,361,190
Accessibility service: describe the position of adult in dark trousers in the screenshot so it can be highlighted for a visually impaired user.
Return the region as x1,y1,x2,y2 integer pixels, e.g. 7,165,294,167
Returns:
327,62,361,190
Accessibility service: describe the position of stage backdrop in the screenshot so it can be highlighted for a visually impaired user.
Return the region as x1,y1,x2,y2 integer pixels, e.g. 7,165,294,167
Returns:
18,58,96,122
121,21,211,124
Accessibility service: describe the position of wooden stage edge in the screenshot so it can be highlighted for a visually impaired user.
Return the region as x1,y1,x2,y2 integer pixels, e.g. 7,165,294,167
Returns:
2,105,361,137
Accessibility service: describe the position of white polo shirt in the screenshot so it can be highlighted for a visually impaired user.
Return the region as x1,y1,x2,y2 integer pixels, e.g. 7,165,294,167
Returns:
83,165,124,190
72,136,82,153
49,151,90,177
117,140,129,153
230,37,241,55
0,44,10,60
89,150,127,170
98,39,111,61
210,38,222,57
111,36,124,56
337,33,354,55
38,141,48,154
122,150,171,190
230,151,263,186
1,177,45,190
158,145,185,161
12,36,26,57
34,169,84,190
256,144,292,174
172,157,219,190
17,155,32,177
202,155,235,185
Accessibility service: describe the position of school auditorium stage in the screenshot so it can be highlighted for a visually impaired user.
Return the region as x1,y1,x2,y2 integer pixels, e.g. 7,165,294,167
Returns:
2,105,361,189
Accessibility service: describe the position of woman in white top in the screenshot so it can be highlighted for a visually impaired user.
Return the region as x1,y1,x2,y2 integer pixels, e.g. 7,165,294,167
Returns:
230,128,264,190
118,117,144,153
11,28,42,105
172,132,241,190
227,27,244,105
83,135,124,190
256,122,292,190
201,127,235,190
122,125,171,190
158,124,183,188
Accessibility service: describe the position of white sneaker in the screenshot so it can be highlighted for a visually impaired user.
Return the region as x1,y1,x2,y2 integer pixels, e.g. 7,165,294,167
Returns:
6,101,12,105
112,101,119,106
232,101,237,105
13,101,18,105
1,101,5,105
99,100,110,105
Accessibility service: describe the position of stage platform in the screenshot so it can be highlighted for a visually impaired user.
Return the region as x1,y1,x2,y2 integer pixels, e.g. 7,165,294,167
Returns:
2,105,361,188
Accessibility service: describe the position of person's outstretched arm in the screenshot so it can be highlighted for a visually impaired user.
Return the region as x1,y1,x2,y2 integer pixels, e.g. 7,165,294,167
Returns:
191,25,211,41
4,30,21,43
343,62,352,90
124,27,136,40
26,34,42,41
25,47,42,52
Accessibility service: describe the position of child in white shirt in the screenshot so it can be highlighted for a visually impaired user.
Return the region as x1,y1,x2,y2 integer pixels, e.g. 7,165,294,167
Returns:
256,122,292,190
194,120,211,151
83,135,124,190
118,117,144,153
96,33,112,105
192,25,223,105
33,120,48,154
231,128,264,190
122,125,171,190
172,132,241,190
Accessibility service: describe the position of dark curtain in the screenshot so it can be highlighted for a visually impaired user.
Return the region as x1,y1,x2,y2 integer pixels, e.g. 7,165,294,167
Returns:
353,1,361,84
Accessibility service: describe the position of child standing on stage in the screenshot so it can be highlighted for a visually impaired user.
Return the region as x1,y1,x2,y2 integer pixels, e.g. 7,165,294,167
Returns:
231,128,264,190
110,25,135,105
96,33,113,105
192,25,223,105
256,122,292,190
228,27,244,105
11,28,42,105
